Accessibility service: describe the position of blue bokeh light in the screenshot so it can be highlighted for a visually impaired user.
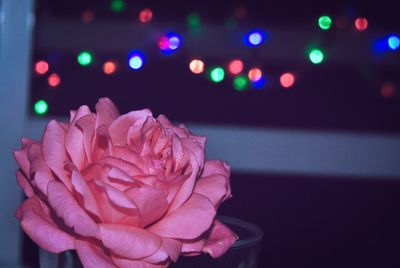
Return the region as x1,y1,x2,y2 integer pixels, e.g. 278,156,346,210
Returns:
251,77,266,89
388,35,400,50
128,51,144,70
245,30,266,46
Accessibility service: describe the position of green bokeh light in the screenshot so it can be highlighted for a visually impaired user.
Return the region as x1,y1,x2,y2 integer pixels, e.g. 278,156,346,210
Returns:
318,15,332,30
187,13,201,28
233,75,248,91
209,67,225,83
77,51,93,66
34,100,48,115
110,0,125,13
309,49,324,64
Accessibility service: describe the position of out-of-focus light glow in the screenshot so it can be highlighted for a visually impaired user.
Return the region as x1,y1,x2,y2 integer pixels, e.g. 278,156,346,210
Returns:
228,59,244,75
81,10,95,23
388,35,400,50
381,83,396,98
77,51,93,66
139,8,153,23
103,61,118,75
34,60,49,75
187,13,201,28
251,77,266,89
110,0,125,13
34,100,48,115
225,17,237,30
158,33,181,52
209,67,225,83
128,51,144,70
48,73,61,87
309,49,324,64
280,72,295,88
248,68,262,82
318,15,332,30
189,59,205,74
233,75,248,91
247,31,264,46
355,17,368,31
234,5,247,19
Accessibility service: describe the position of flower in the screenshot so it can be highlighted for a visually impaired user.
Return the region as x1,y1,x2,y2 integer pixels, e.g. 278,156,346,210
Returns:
13,98,237,267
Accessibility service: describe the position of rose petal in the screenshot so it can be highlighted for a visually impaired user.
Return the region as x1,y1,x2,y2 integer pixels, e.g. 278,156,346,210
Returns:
193,174,228,208
65,124,86,170
13,138,36,177
33,171,54,196
95,97,119,129
47,181,99,238
202,220,238,258
124,185,168,227
74,239,117,268
109,109,152,146
16,170,34,198
16,196,75,253
99,223,161,259
70,105,91,124
27,143,52,177
181,239,206,256
95,180,137,210
148,193,216,239
75,114,96,163
202,160,232,200
71,169,100,217
42,120,72,191
112,257,169,268
99,156,143,177
143,237,182,263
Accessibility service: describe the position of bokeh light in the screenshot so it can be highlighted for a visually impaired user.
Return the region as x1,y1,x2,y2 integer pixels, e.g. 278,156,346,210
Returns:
234,5,247,19
228,59,244,75
34,100,48,115
34,60,49,75
248,67,262,82
110,0,125,13
308,49,324,64
280,72,295,88
209,66,225,83
318,15,332,30
189,59,205,74
380,83,396,98
158,33,181,53
103,61,118,75
355,17,368,31
81,10,95,23
187,13,201,28
139,8,153,23
233,75,248,91
246,31,264,46
388,35,400,50
77,51,93,66
128,51,144,70
48,73,61,87
251,77,266,89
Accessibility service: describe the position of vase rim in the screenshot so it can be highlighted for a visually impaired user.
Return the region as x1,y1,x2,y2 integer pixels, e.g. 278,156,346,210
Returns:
216,215,263,249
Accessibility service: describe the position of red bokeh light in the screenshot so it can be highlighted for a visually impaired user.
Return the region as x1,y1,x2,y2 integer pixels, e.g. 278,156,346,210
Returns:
228,59,244,75
103,61,117,75
34,60,49,75
280,72,295,88
355,17,368,31
248,68,262,82
139,8,153,23
48,73,61,87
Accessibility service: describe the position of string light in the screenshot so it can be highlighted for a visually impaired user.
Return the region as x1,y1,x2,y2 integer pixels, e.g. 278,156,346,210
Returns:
34,60,49,75
139,8,153,23
48,73,61,87
209,66,225,83
355,17,368,31
34,100,48,115
158,33,181,53
246,31,264,46
228,59,244,75
103,61,118,75
128,51,144,70
308,49,324,64
318,15,332,30
387,35,400,50
77,51,93,66
189,59,205,74
248,68,262,82
233,75,248,91
280,72,295,88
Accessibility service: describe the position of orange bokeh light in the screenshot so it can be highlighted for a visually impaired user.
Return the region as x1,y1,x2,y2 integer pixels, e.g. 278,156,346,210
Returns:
355,17,368,31
139,8,153,23
48,73,61,87
228,59,244,75
35,60,49,75
280,72,295,88
189,59,205,74
103,61,118,75
248,67,262,82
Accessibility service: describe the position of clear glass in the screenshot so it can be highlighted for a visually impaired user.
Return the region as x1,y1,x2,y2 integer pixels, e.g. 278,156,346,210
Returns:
39,215,263,268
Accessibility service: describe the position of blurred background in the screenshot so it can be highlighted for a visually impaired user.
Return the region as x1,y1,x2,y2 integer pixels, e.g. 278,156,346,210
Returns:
1,0,400,267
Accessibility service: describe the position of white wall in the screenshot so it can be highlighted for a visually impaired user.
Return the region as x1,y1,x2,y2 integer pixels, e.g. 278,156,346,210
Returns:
0,0,34,266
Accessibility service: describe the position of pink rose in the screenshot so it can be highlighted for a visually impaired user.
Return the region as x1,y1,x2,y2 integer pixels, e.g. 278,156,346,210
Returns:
14,98,237,267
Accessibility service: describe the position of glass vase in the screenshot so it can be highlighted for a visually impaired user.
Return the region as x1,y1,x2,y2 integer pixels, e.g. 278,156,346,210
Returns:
39,215,263,268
